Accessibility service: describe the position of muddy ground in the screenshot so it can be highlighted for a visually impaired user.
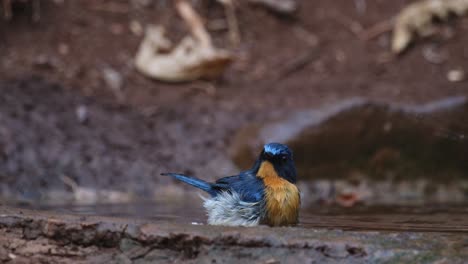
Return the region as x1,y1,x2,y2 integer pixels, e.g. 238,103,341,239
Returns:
1,0,468,202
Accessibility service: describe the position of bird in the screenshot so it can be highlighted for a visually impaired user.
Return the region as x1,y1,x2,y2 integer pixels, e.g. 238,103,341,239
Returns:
161,142,300,227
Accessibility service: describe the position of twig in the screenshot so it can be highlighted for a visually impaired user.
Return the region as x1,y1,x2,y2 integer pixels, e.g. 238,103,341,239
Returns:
276,50,317,80
331,11,364,37
293,26,319,47
219,0,241,47
360,17,395,40
175,0,212,48
343,19,363,36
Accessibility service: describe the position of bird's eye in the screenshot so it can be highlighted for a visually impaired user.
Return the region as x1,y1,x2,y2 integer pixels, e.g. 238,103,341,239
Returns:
263,151,273,160
281,155,288,161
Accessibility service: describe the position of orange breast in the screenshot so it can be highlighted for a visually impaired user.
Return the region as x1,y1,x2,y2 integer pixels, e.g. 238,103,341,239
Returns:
257,161,300,226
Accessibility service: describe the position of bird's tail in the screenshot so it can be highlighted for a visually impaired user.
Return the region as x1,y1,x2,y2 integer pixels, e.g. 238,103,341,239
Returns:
161,173,215,196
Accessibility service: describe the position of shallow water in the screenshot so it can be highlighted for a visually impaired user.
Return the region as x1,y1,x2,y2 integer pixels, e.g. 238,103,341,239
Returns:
16,201,468,233
299,205,468,233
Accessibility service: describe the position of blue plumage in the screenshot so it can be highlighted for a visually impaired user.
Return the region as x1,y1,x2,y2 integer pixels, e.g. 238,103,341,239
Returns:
213,169,264,203
264,142,292,156
160,173,217,196
162,165,265,203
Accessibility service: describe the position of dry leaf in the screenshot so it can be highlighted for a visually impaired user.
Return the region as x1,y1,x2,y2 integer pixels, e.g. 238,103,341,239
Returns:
392,0,468,53
134,0,232,82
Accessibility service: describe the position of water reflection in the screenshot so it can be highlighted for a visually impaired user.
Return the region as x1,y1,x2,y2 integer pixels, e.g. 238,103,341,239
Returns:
299,204,468,233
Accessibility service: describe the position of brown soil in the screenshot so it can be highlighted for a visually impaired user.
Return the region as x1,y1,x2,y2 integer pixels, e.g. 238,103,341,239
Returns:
1,0,468,200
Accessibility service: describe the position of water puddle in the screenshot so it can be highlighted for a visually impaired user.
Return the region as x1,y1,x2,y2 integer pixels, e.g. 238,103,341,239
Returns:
13,201,468,233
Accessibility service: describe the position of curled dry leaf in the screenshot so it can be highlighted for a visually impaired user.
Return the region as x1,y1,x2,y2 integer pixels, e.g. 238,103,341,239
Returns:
135,26,232,82
134,0,232,82
392,0,468,53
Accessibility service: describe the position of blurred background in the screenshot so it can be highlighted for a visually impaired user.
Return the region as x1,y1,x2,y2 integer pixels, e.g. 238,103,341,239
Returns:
0,0,467,221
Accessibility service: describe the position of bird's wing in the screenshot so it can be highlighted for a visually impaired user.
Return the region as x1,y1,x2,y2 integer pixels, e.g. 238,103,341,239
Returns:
214,174,241,188
213,171,264,203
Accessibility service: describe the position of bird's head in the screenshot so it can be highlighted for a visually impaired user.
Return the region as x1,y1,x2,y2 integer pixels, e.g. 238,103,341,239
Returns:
255,143,297,183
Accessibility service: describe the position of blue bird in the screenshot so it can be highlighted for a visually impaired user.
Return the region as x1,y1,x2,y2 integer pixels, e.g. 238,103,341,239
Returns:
161,143,300,227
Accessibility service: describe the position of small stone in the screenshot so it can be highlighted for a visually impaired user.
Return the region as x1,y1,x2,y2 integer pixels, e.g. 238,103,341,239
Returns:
76,105,88,123
447,69,465,82
119,238,141,253
129,20,143,36
23,224,42,240
33,54,58,69
422,46,447,64
110,23,124,35
265,258,279,264
102,67,123,92
316,244,349,258
383,122,393,132
58,43,69,55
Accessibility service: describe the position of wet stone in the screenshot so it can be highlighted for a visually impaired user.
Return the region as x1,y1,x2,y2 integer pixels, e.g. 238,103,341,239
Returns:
119,238,142,252
22,219,44,240
119,238,152,260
